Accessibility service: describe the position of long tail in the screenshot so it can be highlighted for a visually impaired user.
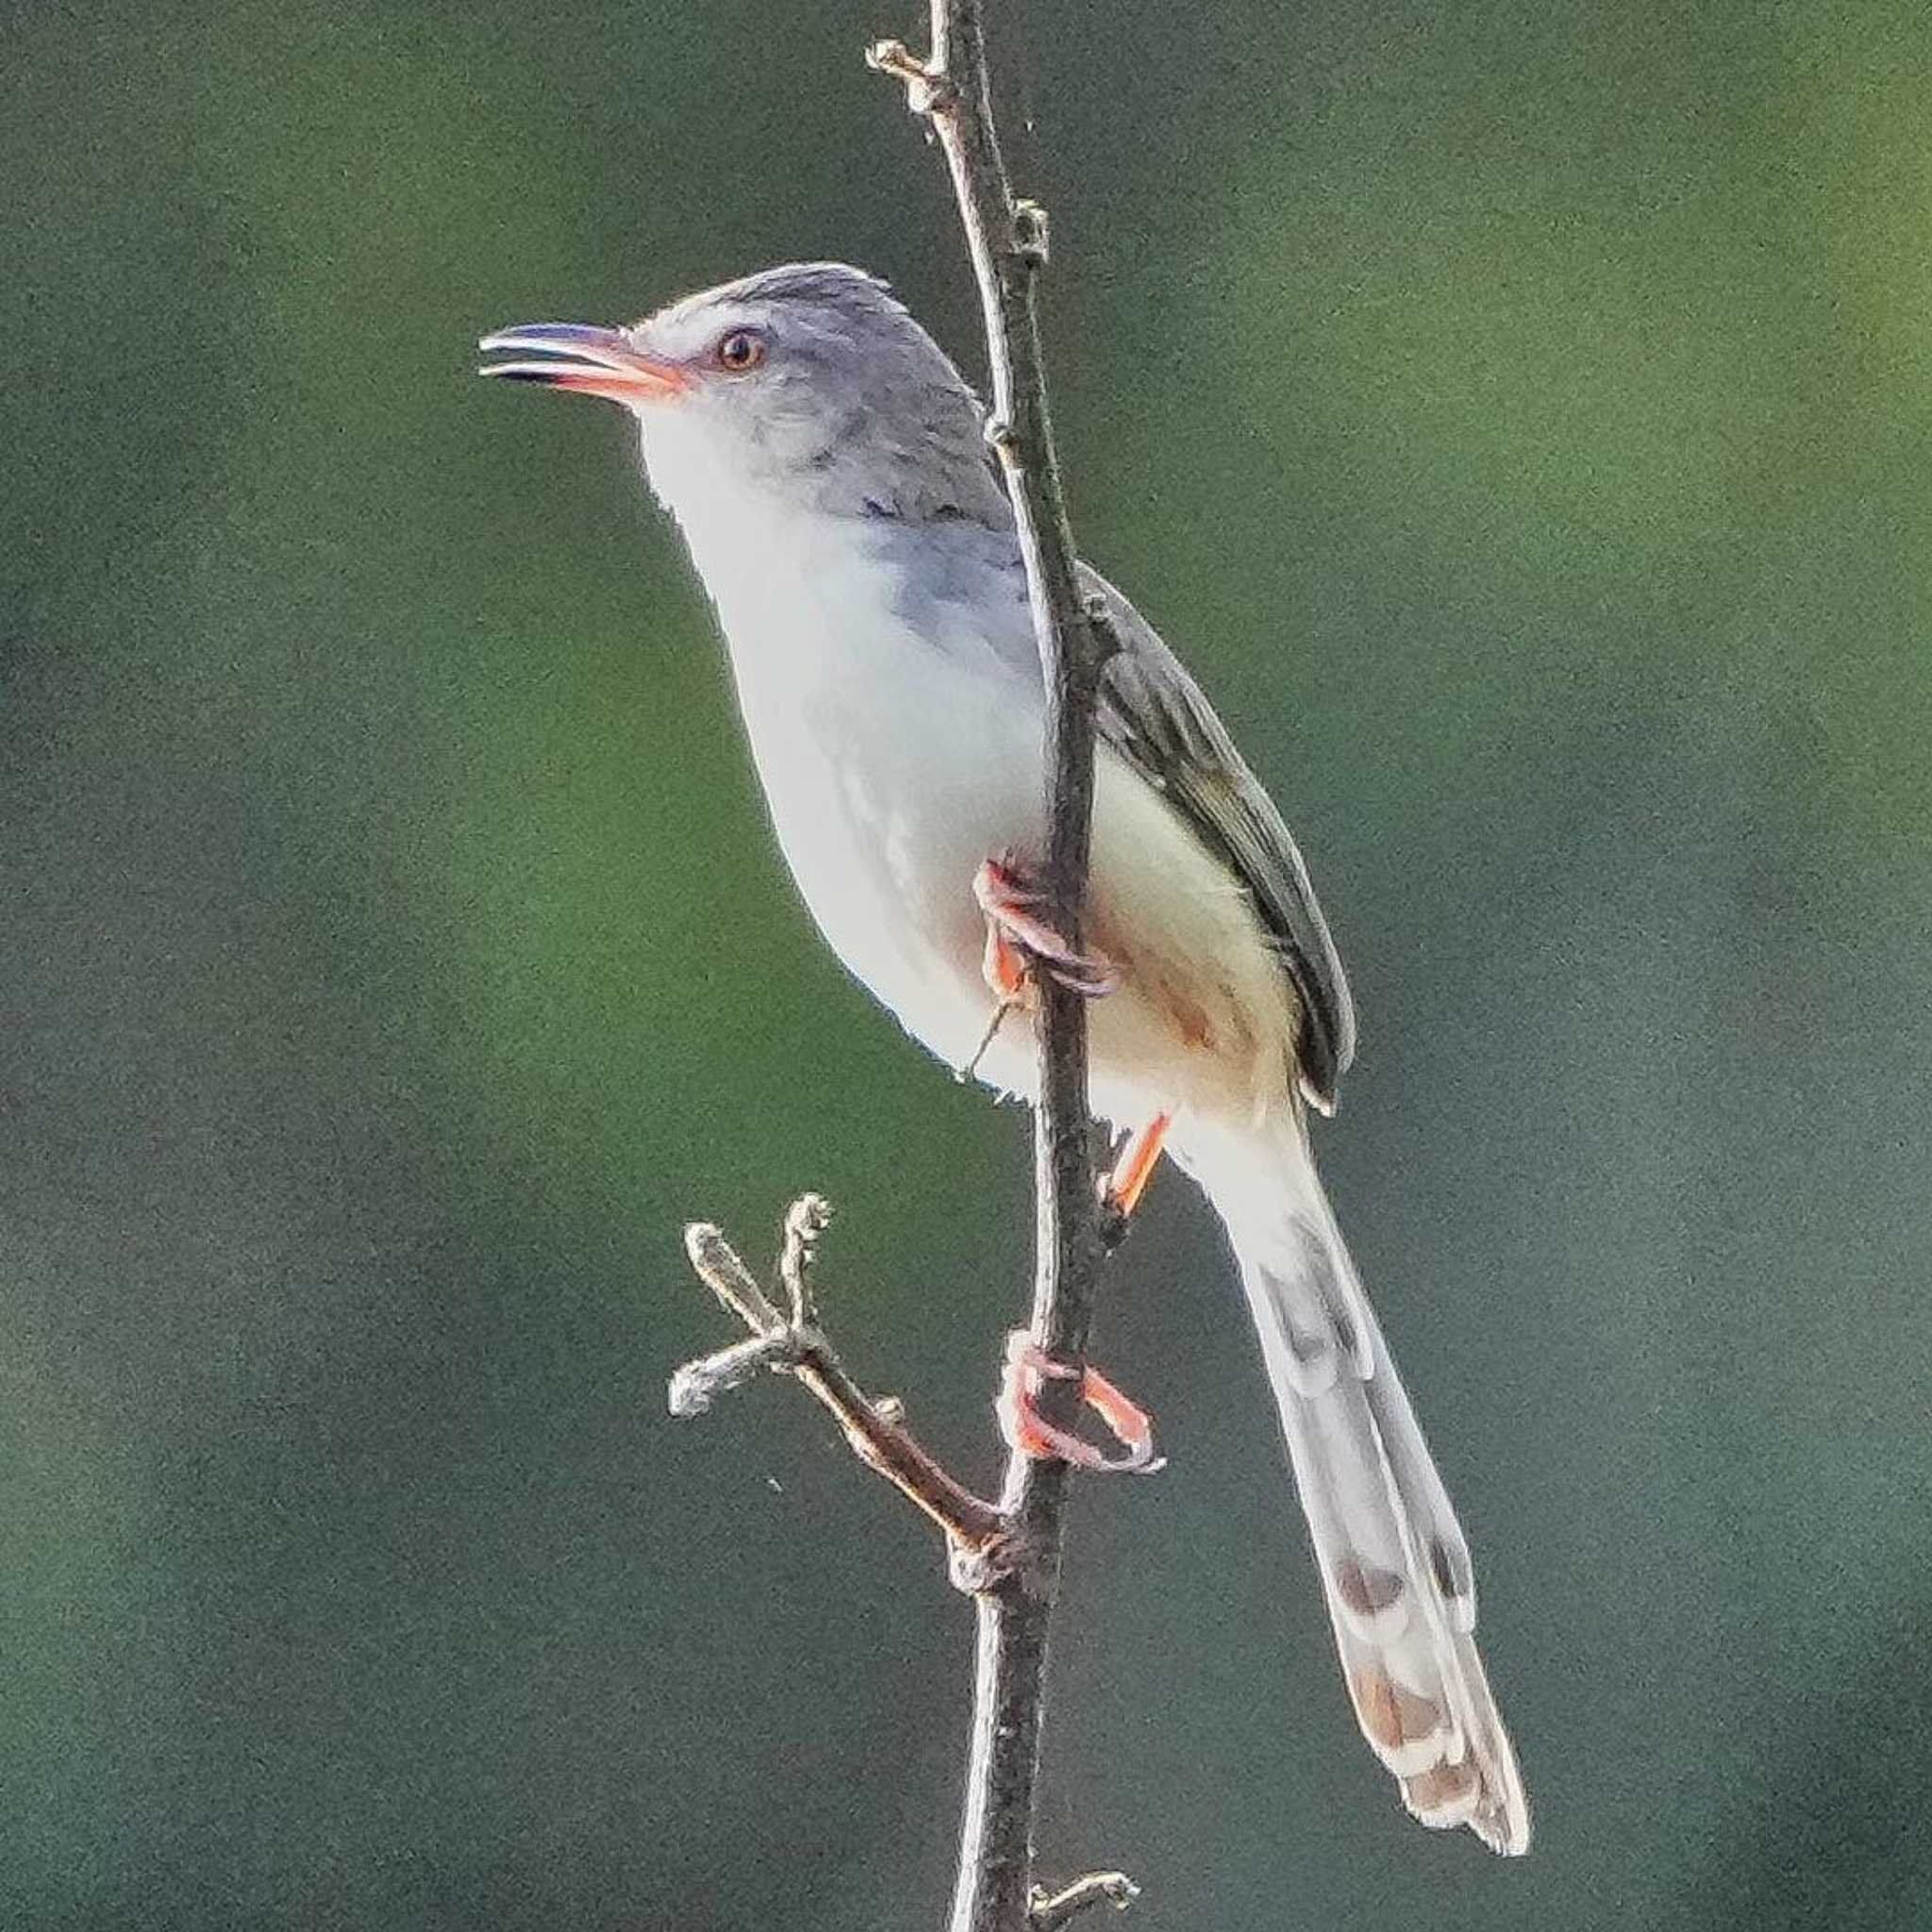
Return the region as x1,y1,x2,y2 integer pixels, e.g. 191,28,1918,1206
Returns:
1182,1116,1531,1855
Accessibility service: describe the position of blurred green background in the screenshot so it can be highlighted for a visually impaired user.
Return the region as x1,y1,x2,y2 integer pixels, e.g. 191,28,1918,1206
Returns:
6,0,1930,1924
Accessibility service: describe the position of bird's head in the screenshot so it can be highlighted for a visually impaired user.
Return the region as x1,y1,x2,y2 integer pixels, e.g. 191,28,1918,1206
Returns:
480,262,1008,529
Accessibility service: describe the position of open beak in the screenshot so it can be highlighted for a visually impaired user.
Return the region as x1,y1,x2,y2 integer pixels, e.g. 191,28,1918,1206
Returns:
476,323,690,404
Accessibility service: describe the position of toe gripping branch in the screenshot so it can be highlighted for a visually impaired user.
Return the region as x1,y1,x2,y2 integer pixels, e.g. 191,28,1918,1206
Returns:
974,856,1120,1000
998,1334,1164,1474
961,855,1123,1085
993,1117,1172,1470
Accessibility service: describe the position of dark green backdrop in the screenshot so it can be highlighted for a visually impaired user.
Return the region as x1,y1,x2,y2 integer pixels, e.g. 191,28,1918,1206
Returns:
6,1,1929,1925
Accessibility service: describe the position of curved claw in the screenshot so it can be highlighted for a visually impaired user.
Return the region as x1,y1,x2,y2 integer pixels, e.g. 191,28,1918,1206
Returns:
973,858,1119,1000
996,1333,1164,1474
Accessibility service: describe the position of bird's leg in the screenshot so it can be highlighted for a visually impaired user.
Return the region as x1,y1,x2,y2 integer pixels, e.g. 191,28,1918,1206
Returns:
973,856,1120,1000
996,1333,1162,1474
953,920,1025,1082
1103,1110,1173,1221
973,856,1151,1467
956,993,1019,1085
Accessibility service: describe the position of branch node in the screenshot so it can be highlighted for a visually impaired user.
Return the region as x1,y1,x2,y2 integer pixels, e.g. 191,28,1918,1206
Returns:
865,38,958,114
1082,591,1124,667
983,414,1019,458
1029,1872,1141,1930
1011,198,1051,267
949,1528,1026,1597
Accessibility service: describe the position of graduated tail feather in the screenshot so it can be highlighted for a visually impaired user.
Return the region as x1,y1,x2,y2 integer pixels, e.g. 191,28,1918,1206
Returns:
1183,1116,1531,1855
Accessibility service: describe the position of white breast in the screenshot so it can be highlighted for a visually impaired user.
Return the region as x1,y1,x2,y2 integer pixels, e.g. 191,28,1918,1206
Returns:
645,431,1047,1065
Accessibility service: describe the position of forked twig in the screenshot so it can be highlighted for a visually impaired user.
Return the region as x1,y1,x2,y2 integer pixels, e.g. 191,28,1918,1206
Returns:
672,1201,1008,1566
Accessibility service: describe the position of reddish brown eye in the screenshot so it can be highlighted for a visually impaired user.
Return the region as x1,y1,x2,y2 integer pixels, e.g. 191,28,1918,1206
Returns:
715,329,766,372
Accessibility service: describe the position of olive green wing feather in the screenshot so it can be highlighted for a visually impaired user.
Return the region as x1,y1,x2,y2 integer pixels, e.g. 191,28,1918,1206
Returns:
1080,565,1357,1109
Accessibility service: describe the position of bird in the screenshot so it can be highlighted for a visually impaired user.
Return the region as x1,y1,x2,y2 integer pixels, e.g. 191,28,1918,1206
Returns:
480,261,1530,1855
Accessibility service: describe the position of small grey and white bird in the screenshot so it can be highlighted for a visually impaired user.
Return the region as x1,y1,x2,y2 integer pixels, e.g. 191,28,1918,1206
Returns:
481,262,1529,1854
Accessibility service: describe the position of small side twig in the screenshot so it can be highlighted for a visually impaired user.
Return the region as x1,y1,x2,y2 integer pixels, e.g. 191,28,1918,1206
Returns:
1029,1873,1141,1931
672,1203,1008,1562
778,1190,826,1328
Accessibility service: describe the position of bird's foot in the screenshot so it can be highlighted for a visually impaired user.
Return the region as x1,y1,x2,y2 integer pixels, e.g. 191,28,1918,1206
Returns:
995,1332,1163,1474
973,856,1119,1001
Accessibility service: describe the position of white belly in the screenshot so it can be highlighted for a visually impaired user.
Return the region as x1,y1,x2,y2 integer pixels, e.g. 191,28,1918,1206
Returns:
719,541,1045,1065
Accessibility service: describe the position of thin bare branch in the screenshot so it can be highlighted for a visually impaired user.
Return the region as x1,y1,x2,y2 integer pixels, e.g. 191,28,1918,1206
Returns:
873,7,1125,1928
675,12,1131,1924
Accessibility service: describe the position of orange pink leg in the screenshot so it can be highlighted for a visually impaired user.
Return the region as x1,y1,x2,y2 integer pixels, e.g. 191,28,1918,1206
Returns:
973,855,1163,1473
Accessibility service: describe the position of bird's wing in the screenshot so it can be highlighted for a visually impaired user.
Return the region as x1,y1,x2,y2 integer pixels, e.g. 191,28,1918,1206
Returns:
1079,564,1357,1109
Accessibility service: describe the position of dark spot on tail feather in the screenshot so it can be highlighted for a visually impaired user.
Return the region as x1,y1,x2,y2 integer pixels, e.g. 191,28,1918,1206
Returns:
1288,1325,1332,1376
1352,1667,1447,1754
1335,1555,1406,1619
1428,1534,1474,1604
1290,1214,1360,1360
1404,1757,1482,1819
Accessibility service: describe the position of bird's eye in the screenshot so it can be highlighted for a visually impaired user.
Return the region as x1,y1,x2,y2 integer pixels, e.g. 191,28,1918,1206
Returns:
715,329,766,373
